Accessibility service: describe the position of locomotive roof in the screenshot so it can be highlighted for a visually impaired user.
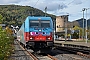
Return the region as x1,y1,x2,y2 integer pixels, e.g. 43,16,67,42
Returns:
27,16,52,20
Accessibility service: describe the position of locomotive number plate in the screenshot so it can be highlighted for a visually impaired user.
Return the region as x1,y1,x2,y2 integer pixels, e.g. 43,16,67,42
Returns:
35,36,46,40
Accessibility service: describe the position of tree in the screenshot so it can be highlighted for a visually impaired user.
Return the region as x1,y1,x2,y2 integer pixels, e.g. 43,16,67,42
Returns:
88,26,90,39
0,14,3,23
72,26,82,39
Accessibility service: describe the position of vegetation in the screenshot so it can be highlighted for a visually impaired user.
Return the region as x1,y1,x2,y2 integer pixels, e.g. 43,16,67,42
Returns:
70,26,82,39
0,5,56,27
88,26,90,39
73,18,90,39
0,27,14,60
0,12,14,60
0,5,56,60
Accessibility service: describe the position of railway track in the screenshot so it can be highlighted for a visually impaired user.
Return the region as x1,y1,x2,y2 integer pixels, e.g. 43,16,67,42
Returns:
8,40,34,60
32,53,58,60
9,40,58,60
54,43,90,59
19,40,58,60
52,48,86,60
9,40,90,60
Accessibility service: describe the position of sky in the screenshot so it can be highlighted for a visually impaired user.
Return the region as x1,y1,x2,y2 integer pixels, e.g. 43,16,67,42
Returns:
0,0,90,21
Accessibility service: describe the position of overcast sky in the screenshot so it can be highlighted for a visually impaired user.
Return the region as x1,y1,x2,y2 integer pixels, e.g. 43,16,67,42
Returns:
0,0,90,21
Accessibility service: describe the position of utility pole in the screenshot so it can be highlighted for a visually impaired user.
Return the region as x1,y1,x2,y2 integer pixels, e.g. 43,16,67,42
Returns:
85,8,90,43
64,15,69,42
79,30,80,40
53,20,56,42
82,8,85,40
86,8,88,43
45,7,47,17
32,11,33,16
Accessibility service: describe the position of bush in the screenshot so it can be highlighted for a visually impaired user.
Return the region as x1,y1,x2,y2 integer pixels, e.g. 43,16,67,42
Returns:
0,27,14,60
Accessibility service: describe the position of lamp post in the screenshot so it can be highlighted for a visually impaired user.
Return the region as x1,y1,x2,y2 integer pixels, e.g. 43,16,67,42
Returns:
82,8,85,40
86,8,88,43
85,8,90,43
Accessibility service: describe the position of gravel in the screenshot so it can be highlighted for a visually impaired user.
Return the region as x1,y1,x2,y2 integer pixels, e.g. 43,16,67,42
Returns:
8,40,33,60
52,48,90,60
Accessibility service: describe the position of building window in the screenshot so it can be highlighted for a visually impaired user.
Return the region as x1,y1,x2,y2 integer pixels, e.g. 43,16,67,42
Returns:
57,26,58,28
59,25,60,27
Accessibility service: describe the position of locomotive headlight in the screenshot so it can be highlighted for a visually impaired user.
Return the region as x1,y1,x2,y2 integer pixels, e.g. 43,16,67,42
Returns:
30,37,33,40
47,37,50,40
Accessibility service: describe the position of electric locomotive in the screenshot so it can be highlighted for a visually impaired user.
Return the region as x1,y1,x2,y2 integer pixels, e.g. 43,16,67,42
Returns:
17,16,54,51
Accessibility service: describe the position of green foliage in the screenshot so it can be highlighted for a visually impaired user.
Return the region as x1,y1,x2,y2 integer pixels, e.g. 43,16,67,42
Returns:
0,5,56,27
88,26,90,39
0,14,3,23
72,26,82,39
72,32,79,39
0,27,14,60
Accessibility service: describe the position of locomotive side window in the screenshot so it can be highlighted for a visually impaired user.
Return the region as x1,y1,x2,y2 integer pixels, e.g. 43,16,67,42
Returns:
30,21,39,27
41,20,50,28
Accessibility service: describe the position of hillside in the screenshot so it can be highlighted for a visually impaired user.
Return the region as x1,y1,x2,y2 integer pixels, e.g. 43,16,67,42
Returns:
72,18,90,28
0,5,56,27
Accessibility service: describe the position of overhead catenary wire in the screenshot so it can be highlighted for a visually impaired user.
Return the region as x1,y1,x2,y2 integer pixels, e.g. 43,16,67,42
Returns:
31,0,39,16
67,0,75,5
53,0,75,14
44,0,89,18
33,0,39,7
58,0,89,12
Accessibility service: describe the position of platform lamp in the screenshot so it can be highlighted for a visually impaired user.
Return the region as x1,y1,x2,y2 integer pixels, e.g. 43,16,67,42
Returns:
82,8,85,41
85,8,90,43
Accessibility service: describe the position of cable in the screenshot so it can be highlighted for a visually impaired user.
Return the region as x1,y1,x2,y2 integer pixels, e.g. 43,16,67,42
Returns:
67,0,75,5
33,0,39,7
62,0,89,13
31,0,39,16
51,0,89,15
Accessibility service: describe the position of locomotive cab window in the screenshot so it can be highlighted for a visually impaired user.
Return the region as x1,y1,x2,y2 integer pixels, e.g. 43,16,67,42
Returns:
30,20,39,27
41,20,50,28
30,20,50,28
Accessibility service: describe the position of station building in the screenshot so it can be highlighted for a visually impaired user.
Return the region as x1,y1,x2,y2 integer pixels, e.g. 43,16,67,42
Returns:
55,15,72,39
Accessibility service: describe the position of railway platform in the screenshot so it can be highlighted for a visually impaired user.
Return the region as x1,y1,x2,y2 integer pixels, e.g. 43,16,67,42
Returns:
54,40,90,47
